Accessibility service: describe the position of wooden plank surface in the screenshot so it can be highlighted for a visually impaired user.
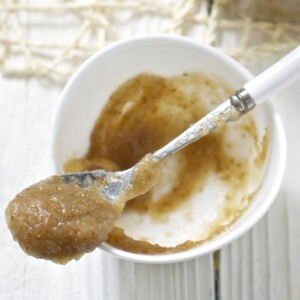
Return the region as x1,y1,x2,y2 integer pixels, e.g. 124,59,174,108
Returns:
1,1,299,299
219,70,300,300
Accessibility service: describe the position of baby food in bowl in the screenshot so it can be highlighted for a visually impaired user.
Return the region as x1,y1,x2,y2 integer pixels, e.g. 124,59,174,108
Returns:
64,72,267,254
52,35,285,263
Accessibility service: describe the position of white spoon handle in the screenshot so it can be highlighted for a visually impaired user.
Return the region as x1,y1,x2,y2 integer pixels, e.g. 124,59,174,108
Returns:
244,46,300,106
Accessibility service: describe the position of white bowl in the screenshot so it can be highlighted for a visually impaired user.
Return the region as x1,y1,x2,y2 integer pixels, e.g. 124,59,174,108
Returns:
51,35,286,263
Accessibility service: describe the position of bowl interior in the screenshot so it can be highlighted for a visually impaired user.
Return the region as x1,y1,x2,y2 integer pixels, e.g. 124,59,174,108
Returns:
52,36,286,263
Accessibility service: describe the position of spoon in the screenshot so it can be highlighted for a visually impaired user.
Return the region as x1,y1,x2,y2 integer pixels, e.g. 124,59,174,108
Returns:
63,45,300,204
6,46,300,264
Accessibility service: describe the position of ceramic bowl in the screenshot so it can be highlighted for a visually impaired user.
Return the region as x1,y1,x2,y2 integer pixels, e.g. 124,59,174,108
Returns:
51,35,286,263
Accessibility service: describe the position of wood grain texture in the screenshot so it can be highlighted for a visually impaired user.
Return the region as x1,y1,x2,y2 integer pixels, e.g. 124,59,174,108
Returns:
0,75,65,299
60,253,215,300
219,61,300,300
1,1,300,298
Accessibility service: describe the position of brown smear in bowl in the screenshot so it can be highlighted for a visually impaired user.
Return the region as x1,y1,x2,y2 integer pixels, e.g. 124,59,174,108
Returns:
65,73,268,254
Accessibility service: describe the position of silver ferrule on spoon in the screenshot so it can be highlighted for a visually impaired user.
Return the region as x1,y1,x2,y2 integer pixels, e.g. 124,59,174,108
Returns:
230,88,256,114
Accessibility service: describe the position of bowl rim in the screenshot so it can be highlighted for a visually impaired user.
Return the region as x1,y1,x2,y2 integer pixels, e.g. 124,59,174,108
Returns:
51,34,286,264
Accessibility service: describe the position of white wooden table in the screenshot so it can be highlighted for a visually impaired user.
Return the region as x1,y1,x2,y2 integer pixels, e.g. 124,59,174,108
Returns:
1,5,300,300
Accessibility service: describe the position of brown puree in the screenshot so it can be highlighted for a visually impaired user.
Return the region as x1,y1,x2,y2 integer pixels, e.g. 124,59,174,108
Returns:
5,176,121,263
65,73,268,254
6,154,162,263
125,154,163,201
